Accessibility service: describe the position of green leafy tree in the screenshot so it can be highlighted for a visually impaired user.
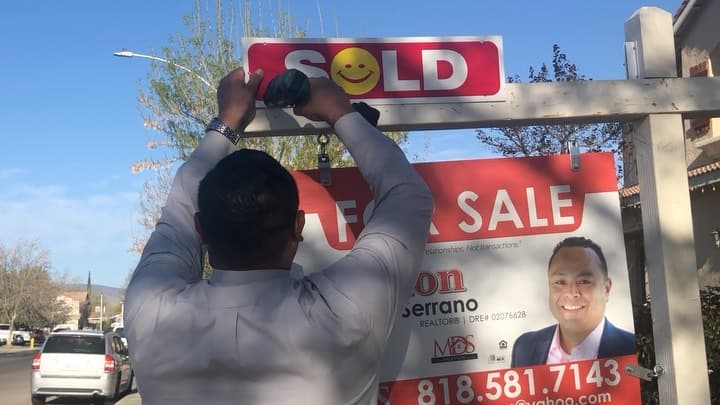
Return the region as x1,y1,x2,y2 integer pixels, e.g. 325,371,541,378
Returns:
130,0,407,261
476,45,622,168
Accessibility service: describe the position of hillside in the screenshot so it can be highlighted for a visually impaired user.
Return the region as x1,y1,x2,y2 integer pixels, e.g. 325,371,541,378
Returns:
64,284,124,305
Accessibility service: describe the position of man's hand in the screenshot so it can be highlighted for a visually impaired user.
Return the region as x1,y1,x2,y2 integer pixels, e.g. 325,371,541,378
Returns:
293,78,354,126
217,68,263,131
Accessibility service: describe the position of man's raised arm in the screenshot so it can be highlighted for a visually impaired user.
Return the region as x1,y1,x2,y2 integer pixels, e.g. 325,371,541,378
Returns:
295,78,434,342
124,68,262,321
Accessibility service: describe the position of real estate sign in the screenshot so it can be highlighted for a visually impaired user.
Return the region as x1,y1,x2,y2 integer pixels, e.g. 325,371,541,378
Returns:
243,36,504,104
293,153,640,405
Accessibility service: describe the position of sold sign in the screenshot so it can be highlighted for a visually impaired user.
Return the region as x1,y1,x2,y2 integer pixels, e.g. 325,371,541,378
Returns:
243,36,504,104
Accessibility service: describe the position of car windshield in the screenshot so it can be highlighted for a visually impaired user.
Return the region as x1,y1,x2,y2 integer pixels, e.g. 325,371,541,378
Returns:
43,335,105,354
0,325,9,330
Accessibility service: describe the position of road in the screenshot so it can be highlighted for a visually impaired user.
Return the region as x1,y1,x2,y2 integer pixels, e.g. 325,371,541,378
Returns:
0,350,35,405
0,350,139,405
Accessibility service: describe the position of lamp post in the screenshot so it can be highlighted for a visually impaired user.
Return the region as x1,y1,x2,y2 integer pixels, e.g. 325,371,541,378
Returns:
113,50,216,91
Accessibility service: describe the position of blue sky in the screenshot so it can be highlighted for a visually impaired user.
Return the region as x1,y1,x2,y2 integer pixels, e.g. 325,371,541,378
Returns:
0,1,680,287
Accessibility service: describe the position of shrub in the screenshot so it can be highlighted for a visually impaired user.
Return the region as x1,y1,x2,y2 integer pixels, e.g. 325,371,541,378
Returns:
634,286,720,404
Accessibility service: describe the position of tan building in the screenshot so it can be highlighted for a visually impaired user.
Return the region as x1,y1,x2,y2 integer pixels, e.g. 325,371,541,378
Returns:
622,0,720,305
55,291,87,329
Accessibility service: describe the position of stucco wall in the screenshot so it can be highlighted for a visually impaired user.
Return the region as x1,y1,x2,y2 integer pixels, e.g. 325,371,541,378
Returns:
677,0,720,76
690,186,720,286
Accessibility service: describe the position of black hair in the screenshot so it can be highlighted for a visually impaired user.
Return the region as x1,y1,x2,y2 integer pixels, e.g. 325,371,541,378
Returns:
197,149,299,265
548,236,608,278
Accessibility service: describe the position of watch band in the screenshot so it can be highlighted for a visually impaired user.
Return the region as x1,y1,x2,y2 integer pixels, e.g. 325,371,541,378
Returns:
205,117,241,145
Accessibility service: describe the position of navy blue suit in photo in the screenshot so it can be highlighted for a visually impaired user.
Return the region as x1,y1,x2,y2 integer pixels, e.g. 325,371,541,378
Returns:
511,318,637,368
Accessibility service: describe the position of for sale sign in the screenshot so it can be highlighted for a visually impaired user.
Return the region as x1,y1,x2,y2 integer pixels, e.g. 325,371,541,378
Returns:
243,37,504,104
293,153,640,405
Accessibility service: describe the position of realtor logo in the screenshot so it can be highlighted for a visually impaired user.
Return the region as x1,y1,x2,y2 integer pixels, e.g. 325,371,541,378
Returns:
432,335,478,364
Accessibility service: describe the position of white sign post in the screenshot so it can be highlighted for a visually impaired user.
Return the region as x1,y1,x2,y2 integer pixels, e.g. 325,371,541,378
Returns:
624,8,710,405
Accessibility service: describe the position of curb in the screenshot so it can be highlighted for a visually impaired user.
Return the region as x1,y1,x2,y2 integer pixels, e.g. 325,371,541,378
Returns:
0,347,40,357
116,391,142,404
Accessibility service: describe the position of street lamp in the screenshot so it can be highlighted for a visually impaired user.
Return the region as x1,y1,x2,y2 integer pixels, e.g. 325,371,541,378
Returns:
113,50,216,91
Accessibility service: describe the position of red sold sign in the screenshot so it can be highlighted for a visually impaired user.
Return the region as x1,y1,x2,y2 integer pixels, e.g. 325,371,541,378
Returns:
243,37,504,104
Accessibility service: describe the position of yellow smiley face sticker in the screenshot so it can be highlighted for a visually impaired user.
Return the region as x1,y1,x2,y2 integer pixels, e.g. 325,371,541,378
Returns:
330,47,380,95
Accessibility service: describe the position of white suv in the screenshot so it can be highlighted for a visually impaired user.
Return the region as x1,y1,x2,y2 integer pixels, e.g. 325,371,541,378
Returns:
12,329,32,345
0,323,9,345
30,330,133,405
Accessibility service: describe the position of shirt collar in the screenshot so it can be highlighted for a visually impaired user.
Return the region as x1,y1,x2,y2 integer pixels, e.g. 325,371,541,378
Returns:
547,318,605,364
209,263,304,285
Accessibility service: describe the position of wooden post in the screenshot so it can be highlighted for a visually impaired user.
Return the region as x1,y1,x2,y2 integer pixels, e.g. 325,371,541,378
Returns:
625,7,711,404
244,77,720,136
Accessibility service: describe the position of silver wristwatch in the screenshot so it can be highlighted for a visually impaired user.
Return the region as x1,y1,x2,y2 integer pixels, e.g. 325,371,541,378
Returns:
205,117,241,145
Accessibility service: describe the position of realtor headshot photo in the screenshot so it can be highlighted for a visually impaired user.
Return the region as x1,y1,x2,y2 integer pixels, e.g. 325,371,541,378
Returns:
511,236,637,368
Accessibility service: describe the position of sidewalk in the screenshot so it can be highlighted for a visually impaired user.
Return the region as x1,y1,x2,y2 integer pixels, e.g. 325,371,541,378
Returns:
116,374,141,404
117,392,142,405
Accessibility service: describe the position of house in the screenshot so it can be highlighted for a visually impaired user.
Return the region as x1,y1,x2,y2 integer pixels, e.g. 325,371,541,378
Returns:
621,0,720,306
55,291,87,329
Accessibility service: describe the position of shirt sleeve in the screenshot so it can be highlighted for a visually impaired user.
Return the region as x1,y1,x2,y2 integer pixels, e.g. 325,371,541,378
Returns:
311,112,434,348
124,131,236,344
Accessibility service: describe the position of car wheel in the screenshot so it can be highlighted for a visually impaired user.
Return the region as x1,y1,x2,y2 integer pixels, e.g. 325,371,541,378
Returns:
31,395,45,405
13,335,24,346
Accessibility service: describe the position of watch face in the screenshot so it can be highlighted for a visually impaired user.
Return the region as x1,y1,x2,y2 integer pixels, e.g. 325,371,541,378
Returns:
214,118,227,131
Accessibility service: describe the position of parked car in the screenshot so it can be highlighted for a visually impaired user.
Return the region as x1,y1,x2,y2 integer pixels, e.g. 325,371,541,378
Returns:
30,330,133,405
12,329,32,345
32,329,46,344
52,326,71,333
0,324,33,346
0,323,8,346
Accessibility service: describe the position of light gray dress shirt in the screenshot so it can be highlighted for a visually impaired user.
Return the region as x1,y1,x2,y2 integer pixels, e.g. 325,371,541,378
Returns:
124,112,434,404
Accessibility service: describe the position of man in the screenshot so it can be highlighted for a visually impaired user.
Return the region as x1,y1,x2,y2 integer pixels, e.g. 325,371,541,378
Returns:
124,67,433,404
511,237,636,368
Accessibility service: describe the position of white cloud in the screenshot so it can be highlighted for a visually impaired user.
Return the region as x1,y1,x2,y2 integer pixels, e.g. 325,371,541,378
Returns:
0,179,140,287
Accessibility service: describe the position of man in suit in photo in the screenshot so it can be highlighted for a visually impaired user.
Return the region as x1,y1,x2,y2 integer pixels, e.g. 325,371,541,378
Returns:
511,237,636,368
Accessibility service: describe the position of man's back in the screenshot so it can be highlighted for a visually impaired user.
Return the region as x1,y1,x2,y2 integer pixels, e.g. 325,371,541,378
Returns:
135,270,383,404
125,71,433,404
